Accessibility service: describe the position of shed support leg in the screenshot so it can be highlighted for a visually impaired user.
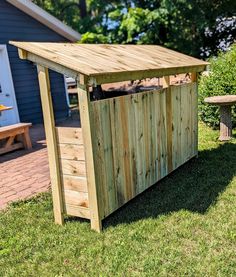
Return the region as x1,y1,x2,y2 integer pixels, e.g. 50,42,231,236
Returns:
163,76,173,173
77,82,102,232
191,72,199,157
37,65,64,225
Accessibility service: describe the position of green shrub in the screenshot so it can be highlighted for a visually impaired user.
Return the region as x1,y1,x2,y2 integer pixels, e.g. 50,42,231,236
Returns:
199,44,236,128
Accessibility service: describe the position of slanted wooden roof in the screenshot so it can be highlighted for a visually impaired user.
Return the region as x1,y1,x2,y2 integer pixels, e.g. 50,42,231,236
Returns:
10,42,209,84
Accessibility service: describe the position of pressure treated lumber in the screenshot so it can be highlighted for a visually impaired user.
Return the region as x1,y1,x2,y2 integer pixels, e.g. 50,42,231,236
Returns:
163,76,173,173
56,125,90,218
37,65,64,225
77,83,102,232
11,41,208,84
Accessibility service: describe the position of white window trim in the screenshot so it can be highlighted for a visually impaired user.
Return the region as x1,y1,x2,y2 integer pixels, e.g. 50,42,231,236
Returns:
0,45,20,123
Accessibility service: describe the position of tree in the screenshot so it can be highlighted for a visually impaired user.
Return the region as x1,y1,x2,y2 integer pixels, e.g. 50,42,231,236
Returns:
33,0,236,58
199,44,236,127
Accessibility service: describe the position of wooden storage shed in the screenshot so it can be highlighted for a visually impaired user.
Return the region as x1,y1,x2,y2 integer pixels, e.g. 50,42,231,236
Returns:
11,42,208,232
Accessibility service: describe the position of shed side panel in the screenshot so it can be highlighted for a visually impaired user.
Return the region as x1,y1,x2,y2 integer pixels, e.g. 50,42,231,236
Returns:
89,83,197,219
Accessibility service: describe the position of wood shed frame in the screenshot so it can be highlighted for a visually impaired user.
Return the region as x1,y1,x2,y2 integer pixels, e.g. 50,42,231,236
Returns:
10,42,208,232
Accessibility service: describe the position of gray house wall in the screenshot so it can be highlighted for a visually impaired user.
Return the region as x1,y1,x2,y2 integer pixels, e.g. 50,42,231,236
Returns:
0,0,69,124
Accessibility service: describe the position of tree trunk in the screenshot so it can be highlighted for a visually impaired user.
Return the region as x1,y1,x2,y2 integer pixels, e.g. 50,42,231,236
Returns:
79,0,87,18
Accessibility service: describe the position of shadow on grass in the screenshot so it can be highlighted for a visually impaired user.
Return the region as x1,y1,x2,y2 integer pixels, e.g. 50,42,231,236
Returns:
101,142,236,228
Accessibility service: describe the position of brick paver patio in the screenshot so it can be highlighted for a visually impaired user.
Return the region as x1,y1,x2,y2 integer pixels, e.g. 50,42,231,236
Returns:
0,124,50,210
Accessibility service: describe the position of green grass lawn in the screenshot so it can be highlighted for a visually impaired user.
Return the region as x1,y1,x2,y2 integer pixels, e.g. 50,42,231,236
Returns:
1,123,236,276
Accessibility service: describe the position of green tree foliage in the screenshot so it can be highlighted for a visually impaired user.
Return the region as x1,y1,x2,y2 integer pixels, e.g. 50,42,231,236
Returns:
199,44,236,128
33,0,236,57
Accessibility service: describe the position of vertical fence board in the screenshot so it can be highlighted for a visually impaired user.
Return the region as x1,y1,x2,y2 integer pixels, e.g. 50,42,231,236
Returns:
134,93,143,194
128,95,137,197
171,85,182,170
159,90,168,179
192,82,198,156
100,100,117,215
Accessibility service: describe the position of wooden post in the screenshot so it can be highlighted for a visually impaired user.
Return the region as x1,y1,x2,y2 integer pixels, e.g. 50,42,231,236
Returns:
191,72,197,83
191,72,198,157
37,65,64,225
77,82,102,232
163,76,170,89
164,76,173,173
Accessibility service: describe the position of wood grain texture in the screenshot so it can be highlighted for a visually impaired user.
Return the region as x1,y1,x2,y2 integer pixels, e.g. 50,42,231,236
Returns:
56,125,89,218
62,175,88,192
164,76,173,173
90,83,197,220
60,160,87,176
78,83,102,232
58,144,85,161
64,205,90,219
12,41,209,84
37,65,64,225
64,190,89,208
56,127,83,145
171,83,198,169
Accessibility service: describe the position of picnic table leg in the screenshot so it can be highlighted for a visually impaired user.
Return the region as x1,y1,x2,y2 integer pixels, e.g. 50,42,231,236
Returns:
219,105,232,141
22,127,32,149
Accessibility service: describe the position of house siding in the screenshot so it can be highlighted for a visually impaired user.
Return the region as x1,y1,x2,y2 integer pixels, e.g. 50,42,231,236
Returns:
0,0,69,124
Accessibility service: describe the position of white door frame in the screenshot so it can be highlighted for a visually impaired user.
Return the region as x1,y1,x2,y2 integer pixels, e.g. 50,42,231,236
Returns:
0,44,20,123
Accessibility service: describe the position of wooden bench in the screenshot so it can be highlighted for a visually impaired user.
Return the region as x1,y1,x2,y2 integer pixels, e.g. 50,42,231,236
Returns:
0,123,32,155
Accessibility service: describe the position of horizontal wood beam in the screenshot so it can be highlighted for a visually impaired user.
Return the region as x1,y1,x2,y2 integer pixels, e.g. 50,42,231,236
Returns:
65,205,90,219
89,65,207,85
18,49,81,81
18,48,27,59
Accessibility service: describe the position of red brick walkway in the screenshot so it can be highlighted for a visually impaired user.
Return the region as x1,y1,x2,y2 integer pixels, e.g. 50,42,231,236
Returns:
0,125,50,209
